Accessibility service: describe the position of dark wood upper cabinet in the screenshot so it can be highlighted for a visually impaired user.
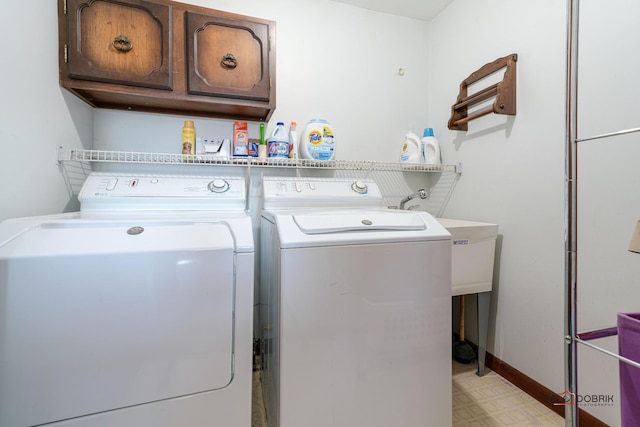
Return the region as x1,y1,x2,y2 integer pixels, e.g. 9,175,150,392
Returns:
59,0,276,121
186,11,270,102
66,0,172,90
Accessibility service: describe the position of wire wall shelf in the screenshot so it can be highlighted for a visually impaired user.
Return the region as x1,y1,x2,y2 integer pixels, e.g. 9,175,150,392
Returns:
57,147,462,174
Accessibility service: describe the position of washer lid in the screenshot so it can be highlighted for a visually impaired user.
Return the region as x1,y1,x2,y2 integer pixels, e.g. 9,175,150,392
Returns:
275,210,450,248
293,210,426,234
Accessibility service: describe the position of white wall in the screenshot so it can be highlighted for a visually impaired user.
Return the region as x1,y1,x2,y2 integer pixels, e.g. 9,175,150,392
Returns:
428,0,568,407
0,2,92,221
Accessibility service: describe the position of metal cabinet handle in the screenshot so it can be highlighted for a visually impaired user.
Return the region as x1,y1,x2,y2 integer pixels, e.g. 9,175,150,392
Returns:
221,53,238,69
112,35,133,53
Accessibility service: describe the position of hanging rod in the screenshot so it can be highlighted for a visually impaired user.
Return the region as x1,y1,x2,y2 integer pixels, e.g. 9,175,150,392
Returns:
575,335,640,370
576,326,640,370
576,126,640,143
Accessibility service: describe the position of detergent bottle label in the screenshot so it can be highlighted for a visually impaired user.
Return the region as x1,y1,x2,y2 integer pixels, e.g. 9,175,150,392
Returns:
400,141,411,162
304,125,335,160
400,132,421,163
268,140,289,157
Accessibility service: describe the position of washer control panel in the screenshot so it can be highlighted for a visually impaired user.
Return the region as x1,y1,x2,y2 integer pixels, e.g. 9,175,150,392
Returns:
79,173,246,211
263,177,383,209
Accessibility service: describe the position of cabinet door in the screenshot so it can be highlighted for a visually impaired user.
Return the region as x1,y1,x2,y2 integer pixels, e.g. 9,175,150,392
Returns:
186,11,271,102
65,0,172,90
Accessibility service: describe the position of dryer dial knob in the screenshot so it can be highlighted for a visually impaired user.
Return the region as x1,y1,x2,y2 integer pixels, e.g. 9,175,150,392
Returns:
351,180,368,194
208,179,229,193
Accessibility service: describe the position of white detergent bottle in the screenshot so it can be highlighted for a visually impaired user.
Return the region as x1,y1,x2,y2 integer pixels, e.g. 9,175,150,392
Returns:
300,119,335,161
400,131,422,164
267,122,289,158
421,128,441,165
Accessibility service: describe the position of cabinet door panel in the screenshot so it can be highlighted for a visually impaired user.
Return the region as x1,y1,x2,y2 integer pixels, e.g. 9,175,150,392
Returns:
186,12,270,102
66,0,172,90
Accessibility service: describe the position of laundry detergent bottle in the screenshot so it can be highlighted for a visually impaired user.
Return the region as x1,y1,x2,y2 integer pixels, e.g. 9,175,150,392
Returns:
400,131,422,164
300,119,335,161
421,127,441,165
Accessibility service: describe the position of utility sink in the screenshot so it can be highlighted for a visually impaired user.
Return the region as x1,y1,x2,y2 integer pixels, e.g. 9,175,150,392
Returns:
436,218,498,296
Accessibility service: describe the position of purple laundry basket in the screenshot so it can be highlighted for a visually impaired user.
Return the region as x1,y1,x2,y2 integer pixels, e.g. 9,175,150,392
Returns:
618,312,640,427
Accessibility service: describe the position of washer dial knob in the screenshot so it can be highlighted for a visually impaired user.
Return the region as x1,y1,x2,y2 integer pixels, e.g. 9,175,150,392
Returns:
208,179,229,193
351,180,368,194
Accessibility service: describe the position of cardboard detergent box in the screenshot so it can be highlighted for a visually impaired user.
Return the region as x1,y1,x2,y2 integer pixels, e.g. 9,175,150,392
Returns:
233,121,249,156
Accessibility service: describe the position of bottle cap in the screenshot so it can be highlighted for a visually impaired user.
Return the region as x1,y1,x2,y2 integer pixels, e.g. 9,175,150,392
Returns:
423,128,434,137
184,120,194,128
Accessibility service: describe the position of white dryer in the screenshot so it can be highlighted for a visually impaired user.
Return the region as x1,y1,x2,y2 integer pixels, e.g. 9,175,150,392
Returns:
259,177,452,427
0,173,254,427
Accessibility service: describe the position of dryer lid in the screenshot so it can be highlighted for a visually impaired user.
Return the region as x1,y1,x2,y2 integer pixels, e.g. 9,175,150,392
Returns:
0,214,254,254
293,210,426,234
1,220,234,257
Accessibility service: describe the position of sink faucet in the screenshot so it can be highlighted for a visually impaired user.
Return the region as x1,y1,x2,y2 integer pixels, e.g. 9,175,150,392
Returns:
399,189,428,210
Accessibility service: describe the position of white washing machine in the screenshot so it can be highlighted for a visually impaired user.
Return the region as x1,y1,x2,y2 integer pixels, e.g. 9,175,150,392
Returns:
0,173,254,427
259,177,452,427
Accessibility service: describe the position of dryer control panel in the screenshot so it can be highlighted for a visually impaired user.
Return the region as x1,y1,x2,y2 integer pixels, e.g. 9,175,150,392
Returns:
79,173,246,211
263,177,383,209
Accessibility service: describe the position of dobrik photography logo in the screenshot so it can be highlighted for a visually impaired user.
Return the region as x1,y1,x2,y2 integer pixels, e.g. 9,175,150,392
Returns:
555,390,614,407
555,390,576,406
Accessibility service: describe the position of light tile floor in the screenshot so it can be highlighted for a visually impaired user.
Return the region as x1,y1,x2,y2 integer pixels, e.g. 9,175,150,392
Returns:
452,360,565,426
251,361,566,427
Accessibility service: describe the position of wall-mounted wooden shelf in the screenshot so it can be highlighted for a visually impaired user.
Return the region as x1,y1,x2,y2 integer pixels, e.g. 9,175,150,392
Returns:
448,53,517,131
